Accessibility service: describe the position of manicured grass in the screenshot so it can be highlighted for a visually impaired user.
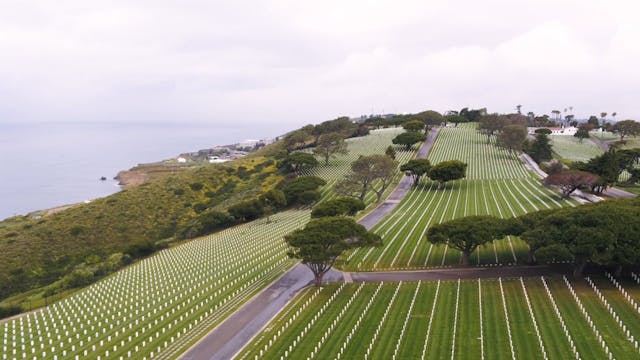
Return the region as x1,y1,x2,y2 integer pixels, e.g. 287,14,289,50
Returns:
238,277,640,360
342,124,580,271
550,135,603,162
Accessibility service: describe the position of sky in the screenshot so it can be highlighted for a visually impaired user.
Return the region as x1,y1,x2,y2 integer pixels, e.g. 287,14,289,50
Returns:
1,0,639,129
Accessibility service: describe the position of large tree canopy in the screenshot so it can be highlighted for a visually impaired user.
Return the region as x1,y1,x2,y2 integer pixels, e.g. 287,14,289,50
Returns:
311,197,365,218
278,152,319,174
285,217,382,286
544,171,599,199
497,124,528,156
392,132,427,151
612,119,640,142
402,120,426,132
281,176,327,205
478,114,508,143
400,159,431,186
339,155,398,202
427,216,509,266
428,160,467,187
313,132,349,165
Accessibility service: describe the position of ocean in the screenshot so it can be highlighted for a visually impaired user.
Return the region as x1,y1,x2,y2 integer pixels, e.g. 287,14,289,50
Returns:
0,121,286,220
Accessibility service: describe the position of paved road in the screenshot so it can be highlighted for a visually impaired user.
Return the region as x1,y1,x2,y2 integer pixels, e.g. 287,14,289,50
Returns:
589,136,611,152
358,127,440,230
180,265,344,360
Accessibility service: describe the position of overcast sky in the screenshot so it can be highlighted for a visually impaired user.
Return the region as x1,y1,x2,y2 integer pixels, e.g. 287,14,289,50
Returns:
1,0,639,128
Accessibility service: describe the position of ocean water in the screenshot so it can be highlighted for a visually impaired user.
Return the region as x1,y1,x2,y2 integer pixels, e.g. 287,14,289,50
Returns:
0,122,285,220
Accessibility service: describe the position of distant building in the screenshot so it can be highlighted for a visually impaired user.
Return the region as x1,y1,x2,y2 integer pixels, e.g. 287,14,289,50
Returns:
177,157,188,163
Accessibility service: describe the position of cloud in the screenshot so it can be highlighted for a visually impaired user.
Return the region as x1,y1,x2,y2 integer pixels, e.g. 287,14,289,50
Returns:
0,0,639,127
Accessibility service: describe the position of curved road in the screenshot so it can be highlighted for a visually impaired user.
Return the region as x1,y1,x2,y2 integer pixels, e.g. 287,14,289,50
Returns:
178,126,569,360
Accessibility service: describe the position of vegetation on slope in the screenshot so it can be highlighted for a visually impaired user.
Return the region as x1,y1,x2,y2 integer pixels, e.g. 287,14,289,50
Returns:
0,156,282,302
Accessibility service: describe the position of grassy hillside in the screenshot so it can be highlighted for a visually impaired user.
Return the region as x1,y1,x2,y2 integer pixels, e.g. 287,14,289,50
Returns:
0,155,282,301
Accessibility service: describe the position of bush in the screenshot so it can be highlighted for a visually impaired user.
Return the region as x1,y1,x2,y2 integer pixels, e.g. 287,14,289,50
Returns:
189,182,204,191
228,199,265,221
281,176,326,205
0,304,22,319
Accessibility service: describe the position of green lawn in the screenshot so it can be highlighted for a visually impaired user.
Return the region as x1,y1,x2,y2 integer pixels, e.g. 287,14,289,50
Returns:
550,135,603,162
342,124,580,271
238,277,640,360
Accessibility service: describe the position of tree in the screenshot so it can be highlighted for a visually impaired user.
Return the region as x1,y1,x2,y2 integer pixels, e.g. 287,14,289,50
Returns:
478,114,508,143
516,104,522,114
573,149,624,193
343,155,398,202
505,210,556,264
311,197,365,218
526,132,553,162
285,217,382,286
227,199,265,222
429,160,467,187
283,129,312,153
573,125,591,142
587,115,600,128
612,119,640,142
544,171,599,199
497,125,528,156
414,110,443,129
427,216,508,266
278,152,319,174
385,145,396,160
600,112,608,124
402,120,426,132
281,176,326,205
446,114,467,127
400,159,432,186
313,133,349,165
392,132,427,151
551,110,561,121
259,189,287,222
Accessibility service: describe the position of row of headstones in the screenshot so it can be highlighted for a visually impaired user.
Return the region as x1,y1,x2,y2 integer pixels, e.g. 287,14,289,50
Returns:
584,277,639,351
260,283,347,359
310,283,369,359
518,277,549,360
605,273,640,315
335,282,386,360
498,277,516,360
562,276,614,358
1,233,292,354
362,282,402,360
390,282,422,360
258,287,323,356
540,276,581,359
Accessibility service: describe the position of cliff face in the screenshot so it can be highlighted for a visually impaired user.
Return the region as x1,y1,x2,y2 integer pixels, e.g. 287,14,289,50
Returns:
115,164,193,188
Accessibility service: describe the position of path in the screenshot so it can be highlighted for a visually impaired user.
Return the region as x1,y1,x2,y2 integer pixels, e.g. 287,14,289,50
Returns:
589,135,611,152
358,126,440,230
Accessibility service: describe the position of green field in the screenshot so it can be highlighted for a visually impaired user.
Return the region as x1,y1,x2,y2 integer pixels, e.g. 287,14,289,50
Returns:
238,276,640,360
550,135,604,162
342,124,581,271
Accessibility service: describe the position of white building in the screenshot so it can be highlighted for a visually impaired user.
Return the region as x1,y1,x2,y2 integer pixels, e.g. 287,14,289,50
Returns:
177,157,188,163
